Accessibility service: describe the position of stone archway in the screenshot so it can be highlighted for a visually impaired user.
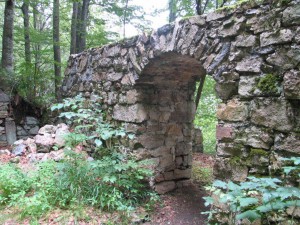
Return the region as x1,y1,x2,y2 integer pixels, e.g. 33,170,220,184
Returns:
134,52,206,193
61,0,300,193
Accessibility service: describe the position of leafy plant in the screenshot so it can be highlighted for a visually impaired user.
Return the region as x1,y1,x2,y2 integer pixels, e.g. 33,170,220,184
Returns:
51,94,134,152
0,164,32,204
203,157,300,224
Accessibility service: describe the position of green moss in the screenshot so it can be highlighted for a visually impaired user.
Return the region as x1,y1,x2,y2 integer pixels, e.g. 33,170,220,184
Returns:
229,156,242,166
257,74,280,93
249,148,269,157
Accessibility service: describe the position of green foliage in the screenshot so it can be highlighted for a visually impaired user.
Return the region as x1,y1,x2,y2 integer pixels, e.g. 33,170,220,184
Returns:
194,76,220,154
203,157,300,224
0,164,32,204
51,94,133,151
192,165,214,186
0,95,157,221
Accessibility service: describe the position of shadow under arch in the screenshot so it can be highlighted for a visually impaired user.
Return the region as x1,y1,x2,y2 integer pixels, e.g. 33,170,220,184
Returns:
135,52,207,194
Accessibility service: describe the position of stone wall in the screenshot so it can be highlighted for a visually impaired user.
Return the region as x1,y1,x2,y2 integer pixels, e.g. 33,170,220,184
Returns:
0,89,40,146
61,0,300,193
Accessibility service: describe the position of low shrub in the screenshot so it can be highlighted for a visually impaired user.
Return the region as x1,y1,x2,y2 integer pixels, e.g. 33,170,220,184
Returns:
203,157,300,224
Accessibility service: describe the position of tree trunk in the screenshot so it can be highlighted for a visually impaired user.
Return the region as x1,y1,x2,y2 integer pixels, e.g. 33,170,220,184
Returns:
70,1,78,55
1,0,15,80
32,3,39,98
168,0,177,23
123,0,129,39
21,1,31,65
76,0,90,53
53,0,61,99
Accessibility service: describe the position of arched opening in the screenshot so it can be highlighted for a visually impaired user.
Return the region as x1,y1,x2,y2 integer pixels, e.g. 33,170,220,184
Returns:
135,52,206,193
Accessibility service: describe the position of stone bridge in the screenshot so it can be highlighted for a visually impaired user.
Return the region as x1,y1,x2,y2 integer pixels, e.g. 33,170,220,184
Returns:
62,0,300,193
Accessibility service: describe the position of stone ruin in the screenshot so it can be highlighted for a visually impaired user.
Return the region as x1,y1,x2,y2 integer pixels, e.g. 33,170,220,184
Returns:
0,90,41,146
1,0,299,194
61,0,300,193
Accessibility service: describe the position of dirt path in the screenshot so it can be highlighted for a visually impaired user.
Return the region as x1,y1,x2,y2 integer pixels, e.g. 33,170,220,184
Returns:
147,183,209,225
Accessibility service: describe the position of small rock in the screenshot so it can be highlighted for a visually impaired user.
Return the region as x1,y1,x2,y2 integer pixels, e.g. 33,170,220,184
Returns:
10,157,20,163
0,149,10,155
12,144,26,156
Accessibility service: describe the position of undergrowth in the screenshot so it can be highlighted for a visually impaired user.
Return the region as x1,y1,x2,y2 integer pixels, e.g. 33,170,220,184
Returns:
203,157,300,224
0,95,158,223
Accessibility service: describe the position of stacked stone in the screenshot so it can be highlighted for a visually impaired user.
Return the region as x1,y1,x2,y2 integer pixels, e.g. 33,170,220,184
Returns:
0,90,10,146
61,0,300,193
16,117,40,140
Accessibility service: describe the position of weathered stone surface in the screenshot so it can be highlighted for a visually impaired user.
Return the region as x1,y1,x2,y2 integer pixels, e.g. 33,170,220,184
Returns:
216,124,234,141
5,119,17,144
235,35,257,47
35,133,55,146
174,169,191,179
250,98,294,132
38,125,57,135
29,126,39,135
12,144,26,156
215,82,238,100
54,123,69,147
260,29,293,47
275,133,300,154
238,76,258,97
0,90,10,102
25,117,39,125
283,70,300,99
206,12,226,22
155,181,176,194
266,46,300,70
243,126,273,149
58,0,300,194
137,134,165,149
216,143,243,157
217,99,249,122
236,57,262,73
282,5,300,26
113,104,147,123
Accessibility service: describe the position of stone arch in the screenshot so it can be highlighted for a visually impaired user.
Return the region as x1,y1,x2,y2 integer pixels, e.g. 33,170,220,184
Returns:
62,0,300,193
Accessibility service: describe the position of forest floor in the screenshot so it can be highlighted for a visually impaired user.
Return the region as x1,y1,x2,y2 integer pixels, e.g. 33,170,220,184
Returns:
0,147,214,225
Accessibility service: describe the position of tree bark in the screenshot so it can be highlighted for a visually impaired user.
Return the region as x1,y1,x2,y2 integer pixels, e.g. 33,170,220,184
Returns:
76,0,90,53
123,0,129,39
21,1,31,65
1,0,15,78
53,0,61,99
168,0,177,23
70,1,78,55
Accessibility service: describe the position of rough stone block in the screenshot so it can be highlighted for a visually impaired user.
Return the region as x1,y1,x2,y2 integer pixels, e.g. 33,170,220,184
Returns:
238,76,258,97
243,126,273,149
174,169,191,179
236,57,262,73
215,81,238,100
216,124,234,141
155,181,176,194
275,133,300,154
260,29,293,47
283,70,300,99
5,119,16,145
217,99,249,122
136,134,165,149
235,35,257,47
159,153,175,171
266,47,300,70
250,98,294,132
25,117,39,125
282,5,300,26
0,90,10,102
113,104,147,123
